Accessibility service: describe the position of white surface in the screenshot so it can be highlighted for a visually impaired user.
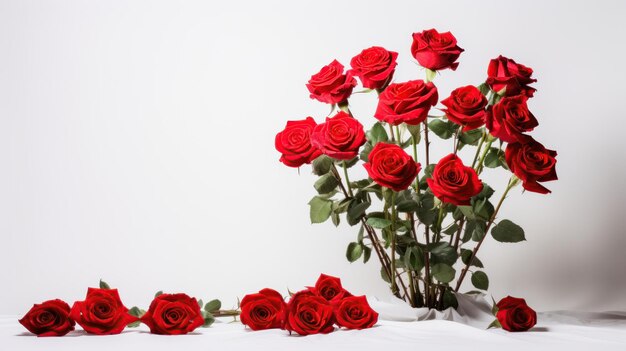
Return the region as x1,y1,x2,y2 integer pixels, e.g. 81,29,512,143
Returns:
2,0,626,315
2,313,626,351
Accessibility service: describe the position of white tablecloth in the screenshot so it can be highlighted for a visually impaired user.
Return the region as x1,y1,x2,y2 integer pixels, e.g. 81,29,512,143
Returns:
3,311,626,351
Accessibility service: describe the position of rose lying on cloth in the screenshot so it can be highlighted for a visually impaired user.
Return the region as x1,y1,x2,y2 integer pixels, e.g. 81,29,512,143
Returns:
335,296,378,330
306,60,357,105
283,290,335,335
349,46,398,90
411,29,464,71
275,117,322,168
486,94,538,144
441,85,488,131
69,288,138,335
374,80,438,126
495,296,537,332
19,299,75,337
487,55,537,97
310,111,366,160
505,137,558,194
427,153,483,206
364,142,421,192
240,288,286,331
140,293,204,335
310,273,351,304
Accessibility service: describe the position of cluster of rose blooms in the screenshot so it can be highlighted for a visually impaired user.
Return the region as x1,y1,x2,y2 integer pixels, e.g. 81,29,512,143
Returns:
240,274,378,335
19,282,217,337
275,28,557,196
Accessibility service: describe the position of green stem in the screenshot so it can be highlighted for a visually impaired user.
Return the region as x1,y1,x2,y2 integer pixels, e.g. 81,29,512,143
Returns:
475,138,494,174
342,161,354,197
395,125,402,144
389,124,396,142
412,136,420,192
435,205,445,242
390,191,398,294
471,130,487,169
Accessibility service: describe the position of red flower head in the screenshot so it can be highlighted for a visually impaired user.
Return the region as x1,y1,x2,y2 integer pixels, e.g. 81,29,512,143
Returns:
70,287,137,335
505,137,557,194
335,296,378,330
19,299,75,337
310,111,366,160
441,85,488,131
427,154,483,206
140,293,204,335
375,80,438,126
486,95,538,144
487,56,537,97
349,46,398,90
364,143,421,192
283,290,335,336
496,296,537,332
411,29,464,71
240,288,286,331
275,117,322,168
311,274,351,304
306,60,357,105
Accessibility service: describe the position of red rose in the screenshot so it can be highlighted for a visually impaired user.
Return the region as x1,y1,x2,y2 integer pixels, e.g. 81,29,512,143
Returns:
335,296,378,330
374,80,438,126
486,95,538,144
310,111,366,160
240,288,286,331
19,299,75,337
426,153,483,206
364,143,420,192
140,293,204,335
349,46,398,90
505,137,557,194
69,288,137,335
411,29,464,71
306,60,357,105
487,56,537,97
283,290,335,335
312,274,351,304
275,117,322,168
496,296,537,332
441,85,488,131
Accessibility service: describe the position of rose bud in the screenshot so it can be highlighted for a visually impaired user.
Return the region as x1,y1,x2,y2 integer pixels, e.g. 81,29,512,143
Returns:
310,111,366,160
349,46,398,90
275,117,322,168
487,55,537,97
335,296,378,330
69,287,138,335
505,137,557,194
364,143,421,192
240,288,286,331
426,153,483,206
375,80,438,126
311,274,351,304
19,299,75,337
306,60,357,105
411,29,464,71
495,296,537,332
486,95,538,144
441,85,488,131
283,290,335,336
140,293,204,335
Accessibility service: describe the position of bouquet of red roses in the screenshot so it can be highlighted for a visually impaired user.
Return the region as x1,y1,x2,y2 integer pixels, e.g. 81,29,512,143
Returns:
275,28,558,310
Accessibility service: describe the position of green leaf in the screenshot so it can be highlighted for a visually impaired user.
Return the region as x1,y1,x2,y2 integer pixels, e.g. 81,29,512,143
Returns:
428,242,458,266
308,196,333,224
363,246,372,263
312,155,333,176
346,242,363,263
359,142,373,162
475,183,495,200
472,221,486,242
201,311,215,327
99,279,110,290
443,223,459,236
477,83,490,96
366,217,392,229
331,212,340,226
204,299,221,312
347,201,370,225
488,319,502,329
406,124,421,143
459,129,483,145
442,289,459,309
471,271,489,290
428,119,457,140
404,246,424,271
367,122,389,145
341,157,359,168
491,219,526,243
314,173,339,194
431,263,456,283
127,321,141,328
380,266,391,283
154,290,163,298
484,147,504,168
396,199,419,212
461,249,484,268
197,299,203,308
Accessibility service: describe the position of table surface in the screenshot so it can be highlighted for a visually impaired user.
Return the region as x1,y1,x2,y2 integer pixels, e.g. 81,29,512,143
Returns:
3,311,626,351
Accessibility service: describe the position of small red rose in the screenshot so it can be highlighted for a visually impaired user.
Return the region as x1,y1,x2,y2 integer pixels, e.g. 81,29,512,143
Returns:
505,137,558,194
70,287,137,335
349,46,398,90
441,85,488,131
275,117,322,168
486,95,538,144
364,143,421,192
487,55,537,97
411,29,464,71
310,111,366,160
375,80,438,126
19,299,75,337
140,293,204,335
335,296,378,330
240,288,286,331
283,290,335,336
427,153,483,206
496,296,537,332
306,60,357,105
311,274,351,304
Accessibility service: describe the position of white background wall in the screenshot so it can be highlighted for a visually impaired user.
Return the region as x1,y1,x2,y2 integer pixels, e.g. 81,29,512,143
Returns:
1,0,625,314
